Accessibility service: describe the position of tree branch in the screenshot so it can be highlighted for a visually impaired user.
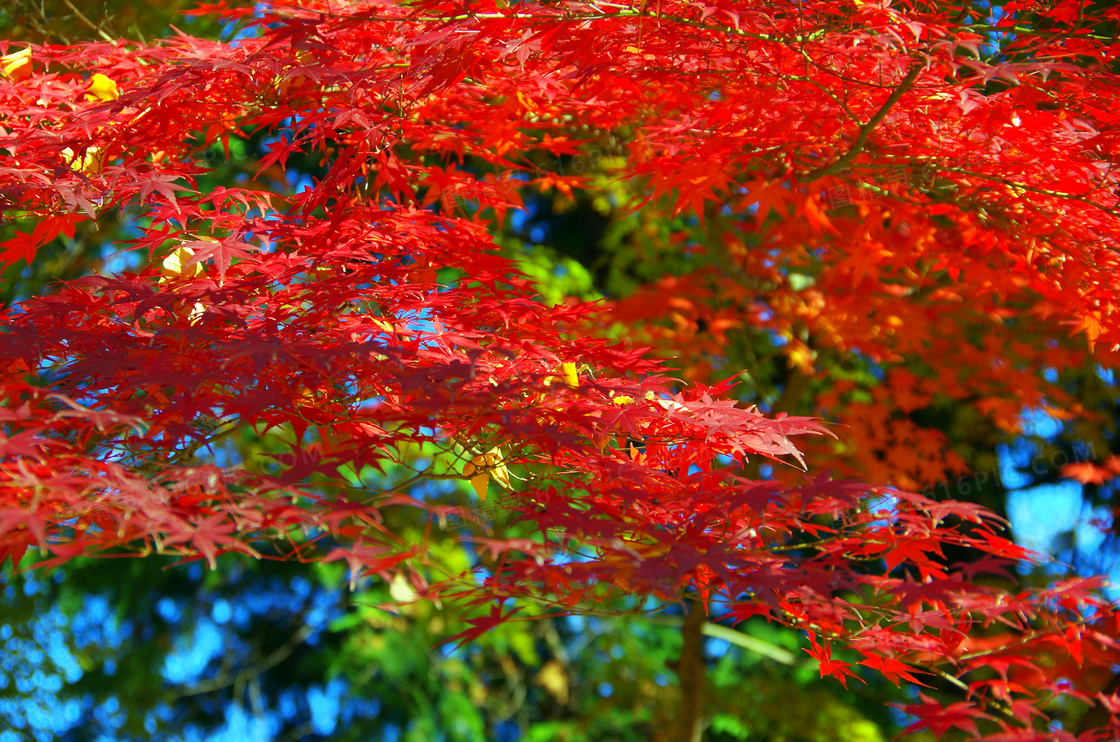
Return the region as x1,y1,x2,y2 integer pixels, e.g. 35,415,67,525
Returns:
675,599,707,742
742,362,813,479
169,623,314,700
801,62,923,182
57,0,115,42
1077,670,1120,735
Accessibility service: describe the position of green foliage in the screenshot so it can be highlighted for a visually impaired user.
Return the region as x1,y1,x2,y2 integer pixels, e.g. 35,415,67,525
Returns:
0,0,250,44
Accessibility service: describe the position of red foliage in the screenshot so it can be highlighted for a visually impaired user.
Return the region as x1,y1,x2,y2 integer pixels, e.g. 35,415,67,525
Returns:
1,0,1119,737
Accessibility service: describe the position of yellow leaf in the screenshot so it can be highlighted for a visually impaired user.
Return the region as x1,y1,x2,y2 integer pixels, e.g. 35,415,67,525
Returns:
786,339,816,375
389,573,419,604
61,146,105,174
535,659,570,704
1074,310,1104,352
612,395,634,405
161,246,200,281
560,362,579,388
515,91,535,114
483,447,510,489
469,471,490,500
86,73,119,102
1,48,31,81
463,457,489,500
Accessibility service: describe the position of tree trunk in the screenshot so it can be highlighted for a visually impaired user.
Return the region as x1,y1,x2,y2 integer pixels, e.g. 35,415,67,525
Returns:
676,600,707,742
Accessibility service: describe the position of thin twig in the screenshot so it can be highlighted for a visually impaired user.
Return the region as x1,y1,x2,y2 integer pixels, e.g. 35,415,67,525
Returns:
170,623,314,700
57,0,115,42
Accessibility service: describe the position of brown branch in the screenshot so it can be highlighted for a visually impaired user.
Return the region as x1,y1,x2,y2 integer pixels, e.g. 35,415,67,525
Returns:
741,364,812,479
801,62,923,182
57,0,115,42
169,623,314,700
675,598,707,742
1077,670,1120,735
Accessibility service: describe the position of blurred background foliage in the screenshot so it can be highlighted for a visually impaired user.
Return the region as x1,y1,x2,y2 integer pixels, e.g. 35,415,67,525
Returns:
1,1,1117,740
0,0,235,43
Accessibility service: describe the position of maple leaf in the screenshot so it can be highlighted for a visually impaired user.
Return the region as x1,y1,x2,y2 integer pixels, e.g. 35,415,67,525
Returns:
1,3,1119,734
1062,461,1112,485
178,236,253,282
970,529,1035,562
161,513,260,569
899,694,994,737
883,537,947,579
445,601,522,649
740,179,788,225
135,171,190,212
1,48,32,80
0,215,79,268
86,73,119,102
804,632,864,688
322,544,415,591
858,653,930,687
